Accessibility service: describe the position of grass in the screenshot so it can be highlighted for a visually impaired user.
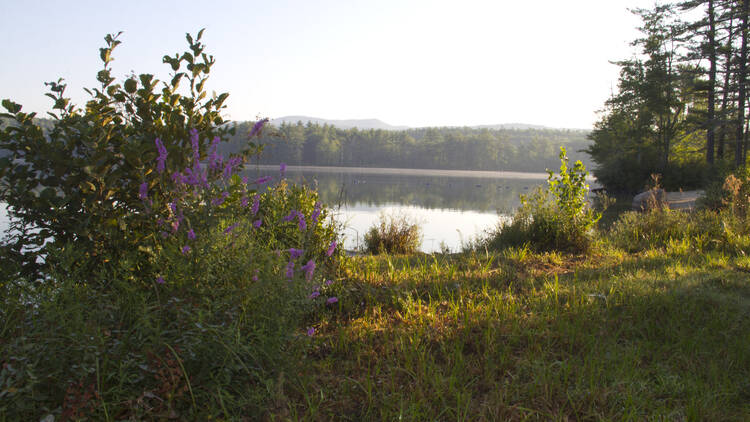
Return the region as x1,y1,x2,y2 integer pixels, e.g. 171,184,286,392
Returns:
286,246,750,420
3,212,750,420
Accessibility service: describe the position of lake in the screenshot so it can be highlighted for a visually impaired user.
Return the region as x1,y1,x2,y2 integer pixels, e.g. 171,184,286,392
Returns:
0,166,563,253
243,165,554,253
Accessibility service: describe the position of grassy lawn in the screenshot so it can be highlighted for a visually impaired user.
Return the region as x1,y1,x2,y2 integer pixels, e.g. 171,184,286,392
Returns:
283,246,750,420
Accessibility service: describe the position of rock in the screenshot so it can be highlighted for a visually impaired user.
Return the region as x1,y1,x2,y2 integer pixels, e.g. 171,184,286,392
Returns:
632,188,667,211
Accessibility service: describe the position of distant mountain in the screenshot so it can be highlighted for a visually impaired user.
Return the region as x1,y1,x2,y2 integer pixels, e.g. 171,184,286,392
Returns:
268,115,590,132
270,116,409,131
473,123,551,130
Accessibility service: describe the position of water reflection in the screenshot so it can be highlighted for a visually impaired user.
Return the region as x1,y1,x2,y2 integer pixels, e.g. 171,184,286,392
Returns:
242,166,546,252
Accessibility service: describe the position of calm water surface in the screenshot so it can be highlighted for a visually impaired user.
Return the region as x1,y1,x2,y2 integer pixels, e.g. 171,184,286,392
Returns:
0,167,556,253
245,166,551,253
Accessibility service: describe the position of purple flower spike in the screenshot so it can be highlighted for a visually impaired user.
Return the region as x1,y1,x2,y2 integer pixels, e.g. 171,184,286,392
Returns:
251,195,260,215
253,219,262,228
309,291,320,299
311,202,322,223
255,176,272,185
240,196,250,207
326,297,338,305
169,201,177,214
139,182,148,201
280,162,287,177
325,279,333,286
249,118,269,137
155,138,168,174
301,259,316,281
326,240,337,257
156,276,165,284
224,222,239,234
190,129,200,163
285,261,295,279
306,327,315,337
188,229,196,240
283,211,297,222
289,248,304,259
181,245,191,254
297,213,307,231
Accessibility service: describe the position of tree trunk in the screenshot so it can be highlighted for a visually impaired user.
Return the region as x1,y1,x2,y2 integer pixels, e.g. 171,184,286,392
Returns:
717,16,735,160
707,0,717,164
736,0,748,167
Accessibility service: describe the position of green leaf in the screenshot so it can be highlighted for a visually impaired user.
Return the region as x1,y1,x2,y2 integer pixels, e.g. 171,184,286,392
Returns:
1,99,21,114
124,78,138,93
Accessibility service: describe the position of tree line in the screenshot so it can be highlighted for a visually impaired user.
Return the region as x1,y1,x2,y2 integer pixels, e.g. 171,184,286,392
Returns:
222,122,593,173
587,0,749,192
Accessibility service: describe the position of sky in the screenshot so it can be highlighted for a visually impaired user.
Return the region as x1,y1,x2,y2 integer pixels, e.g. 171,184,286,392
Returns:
1,0,659,129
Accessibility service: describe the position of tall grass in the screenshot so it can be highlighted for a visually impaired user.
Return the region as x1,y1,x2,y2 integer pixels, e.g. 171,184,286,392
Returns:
363,212,422,255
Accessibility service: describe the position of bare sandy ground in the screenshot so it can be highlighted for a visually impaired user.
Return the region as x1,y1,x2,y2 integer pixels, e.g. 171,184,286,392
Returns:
666,190,704,210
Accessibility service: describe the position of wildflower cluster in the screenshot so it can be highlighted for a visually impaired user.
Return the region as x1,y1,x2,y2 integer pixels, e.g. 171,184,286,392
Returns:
141,125,341,318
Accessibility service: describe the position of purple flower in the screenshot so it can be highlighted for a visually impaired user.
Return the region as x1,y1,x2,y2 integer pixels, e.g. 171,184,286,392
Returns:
171,171,182,185
306,327,315,337
240,196,250,207
297,213,307,231
251,195,260,215
326,297,338,305
249,118,269,137
181,245,191,254
326,240,337,257
255,176,272,185
325,279,333,286
289,248,304,259
252,269,259,282
285,261,295,279
208,136,222,171
311,202,322,223
190,129,200,163
309,291,320,299
156,276,165,284
139,182,148,201
280,162,287,176
253,219,262,228
169,201,177,214
301,259,316,281
211,192,229,206
187,228,196,240
283,211,298,222
155,138,168,174
224,222,239,234
242,176,249,185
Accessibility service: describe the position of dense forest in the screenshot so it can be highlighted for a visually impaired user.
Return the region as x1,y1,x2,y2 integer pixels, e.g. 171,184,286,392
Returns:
222,122,593,173
588,0,750,192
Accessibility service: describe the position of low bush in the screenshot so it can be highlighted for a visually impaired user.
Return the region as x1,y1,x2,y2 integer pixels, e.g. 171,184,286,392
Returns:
363,212,422,254
484,147,600,253
608,208,750,255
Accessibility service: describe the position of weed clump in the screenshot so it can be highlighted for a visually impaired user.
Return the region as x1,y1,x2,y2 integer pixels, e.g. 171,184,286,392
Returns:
484,147,600,253
364,212,422,254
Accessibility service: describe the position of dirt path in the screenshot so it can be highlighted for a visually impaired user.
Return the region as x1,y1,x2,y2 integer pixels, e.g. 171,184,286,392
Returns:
666,190,704,210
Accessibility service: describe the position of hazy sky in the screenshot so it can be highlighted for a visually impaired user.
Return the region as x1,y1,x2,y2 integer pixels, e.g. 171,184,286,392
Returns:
1,0,658,129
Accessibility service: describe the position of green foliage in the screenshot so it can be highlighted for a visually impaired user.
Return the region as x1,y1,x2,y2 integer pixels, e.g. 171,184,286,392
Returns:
227,121,594,172
363,212,422,255
609,207,750,255
485,147,600,252
0,31,259,280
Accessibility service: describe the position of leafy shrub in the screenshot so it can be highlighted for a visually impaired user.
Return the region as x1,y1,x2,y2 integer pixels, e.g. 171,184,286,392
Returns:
484,147,600,253
364,212,422,254
0,31,259,280
0,31,343,420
